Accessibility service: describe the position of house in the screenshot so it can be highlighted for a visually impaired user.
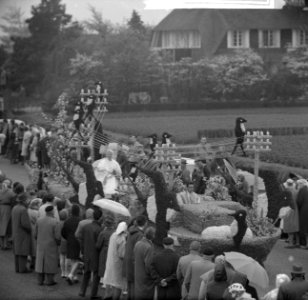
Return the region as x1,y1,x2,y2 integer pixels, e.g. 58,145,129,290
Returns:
151,8,308,66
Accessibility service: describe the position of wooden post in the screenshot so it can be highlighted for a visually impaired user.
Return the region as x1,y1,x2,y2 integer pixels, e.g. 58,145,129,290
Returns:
245,131,272,212
253,149,260,205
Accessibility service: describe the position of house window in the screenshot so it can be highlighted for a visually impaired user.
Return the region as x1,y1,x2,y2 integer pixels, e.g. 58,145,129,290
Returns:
258,30,280,48
299,30,308,46
291,29,308,47
227,30,249,48
160,31,201,49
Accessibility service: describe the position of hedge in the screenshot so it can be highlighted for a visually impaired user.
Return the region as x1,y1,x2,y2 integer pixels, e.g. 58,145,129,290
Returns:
233,157,308,220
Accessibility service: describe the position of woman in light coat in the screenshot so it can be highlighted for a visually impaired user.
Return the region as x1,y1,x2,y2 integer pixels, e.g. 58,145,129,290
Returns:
104,221,127,300
27,198,42,269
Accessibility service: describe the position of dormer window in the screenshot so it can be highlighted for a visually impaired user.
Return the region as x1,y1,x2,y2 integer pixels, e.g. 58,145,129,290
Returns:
227,30,249,48
258,30,280,48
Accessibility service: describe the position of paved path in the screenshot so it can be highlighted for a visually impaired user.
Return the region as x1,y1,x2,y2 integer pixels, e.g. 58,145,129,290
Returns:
1,156,308,299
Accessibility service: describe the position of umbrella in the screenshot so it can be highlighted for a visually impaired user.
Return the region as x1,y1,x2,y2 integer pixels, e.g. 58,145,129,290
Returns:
93,199,131,217
224,251,269,289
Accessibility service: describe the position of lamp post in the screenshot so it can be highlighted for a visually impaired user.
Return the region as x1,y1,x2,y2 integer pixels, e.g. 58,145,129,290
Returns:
245,131,272,207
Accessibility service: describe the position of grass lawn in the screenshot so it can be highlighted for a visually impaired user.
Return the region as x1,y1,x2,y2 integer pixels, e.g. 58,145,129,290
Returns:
103,106,308,143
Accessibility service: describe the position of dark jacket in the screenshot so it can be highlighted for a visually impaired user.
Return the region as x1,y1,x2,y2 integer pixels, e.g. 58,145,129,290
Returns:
277,280,308,300
297,186,308,234
125,225,144,282
11,203,32,256
150,248,181,300
134,237,155,300
61,216,81,260
96,226,114,277
80,220,103,272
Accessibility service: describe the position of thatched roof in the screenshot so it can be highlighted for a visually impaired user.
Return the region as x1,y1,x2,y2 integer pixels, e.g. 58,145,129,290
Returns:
153,9,308,56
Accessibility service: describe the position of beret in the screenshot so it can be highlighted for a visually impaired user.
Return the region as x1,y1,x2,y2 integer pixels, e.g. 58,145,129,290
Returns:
163,237,174,246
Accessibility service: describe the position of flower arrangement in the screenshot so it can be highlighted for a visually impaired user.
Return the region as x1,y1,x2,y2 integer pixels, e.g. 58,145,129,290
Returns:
246,208,276,237
205,175,231,201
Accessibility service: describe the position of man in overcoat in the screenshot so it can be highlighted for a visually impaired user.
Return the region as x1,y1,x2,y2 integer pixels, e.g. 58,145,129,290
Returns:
134,226,156,300
277,264,308,300
150,237,181,300
35,205,60,285
11,192,32,273
79,208,103,299
125,215,147,300
296,179,308,248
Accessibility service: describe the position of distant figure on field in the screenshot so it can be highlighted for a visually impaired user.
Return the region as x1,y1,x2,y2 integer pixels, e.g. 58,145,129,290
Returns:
231,117,247,157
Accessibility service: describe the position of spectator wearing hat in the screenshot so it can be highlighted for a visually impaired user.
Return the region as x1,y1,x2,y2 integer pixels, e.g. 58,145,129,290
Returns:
0,181,15,250
38,193,59,221
296,179,308,248
277,264,308,300
61,204,81,285
176,159,191,186
79,208,103,299
134,226,156,300
11,193,32,273
75,208,94,241
150,237,181,300
124,215,148,300
263,274,290,300
96,214,115,286
27,197,42,270
281,179,299,247
177,241,203,299
104,221,128,300
184,248,215,300
162,132,172,145
35,205,61,285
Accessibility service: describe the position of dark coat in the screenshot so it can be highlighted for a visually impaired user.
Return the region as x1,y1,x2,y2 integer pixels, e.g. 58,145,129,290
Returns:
61,216,81,260
277,280,308,300
11,203,32,256
35,215,61,274
96,226,114,277
297,186,308,234
125,225,144,282
150,248,181,300
207,281,229,300
80,220,102,272
134,237,155,300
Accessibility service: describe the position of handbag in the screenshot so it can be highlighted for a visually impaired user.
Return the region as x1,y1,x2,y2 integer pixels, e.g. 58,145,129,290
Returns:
278,206,292,219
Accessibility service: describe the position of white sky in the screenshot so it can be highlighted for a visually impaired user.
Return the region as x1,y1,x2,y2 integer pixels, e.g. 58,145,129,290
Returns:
0,0,285,28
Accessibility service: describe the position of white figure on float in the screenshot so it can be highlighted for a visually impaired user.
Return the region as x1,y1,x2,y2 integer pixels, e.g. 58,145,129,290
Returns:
92,149,122,198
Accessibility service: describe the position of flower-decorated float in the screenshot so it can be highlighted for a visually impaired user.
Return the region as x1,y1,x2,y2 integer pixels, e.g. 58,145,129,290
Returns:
37,84,280,264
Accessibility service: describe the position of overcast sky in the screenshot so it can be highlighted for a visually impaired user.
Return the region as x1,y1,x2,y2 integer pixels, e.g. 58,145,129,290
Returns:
0,0,285,27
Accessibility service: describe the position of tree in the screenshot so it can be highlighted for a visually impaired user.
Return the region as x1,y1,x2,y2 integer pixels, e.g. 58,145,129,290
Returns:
282,46,308,96
84,5,111,39
8,0,72,94
0,6,30,53
127,10,146,34
209,49,267,101
26,0,71,45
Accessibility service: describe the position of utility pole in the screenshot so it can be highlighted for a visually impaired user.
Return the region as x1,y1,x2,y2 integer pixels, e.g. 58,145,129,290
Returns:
245,131,272,207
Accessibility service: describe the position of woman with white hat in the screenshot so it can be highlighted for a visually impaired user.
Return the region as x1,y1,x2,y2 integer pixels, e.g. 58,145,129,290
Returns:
103,221,128,300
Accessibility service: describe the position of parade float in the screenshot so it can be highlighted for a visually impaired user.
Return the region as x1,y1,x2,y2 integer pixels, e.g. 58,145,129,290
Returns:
40,83,280,264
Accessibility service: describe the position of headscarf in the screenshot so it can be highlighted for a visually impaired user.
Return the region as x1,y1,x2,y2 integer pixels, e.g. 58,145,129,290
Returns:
116,221,127,235
29,198,42,210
